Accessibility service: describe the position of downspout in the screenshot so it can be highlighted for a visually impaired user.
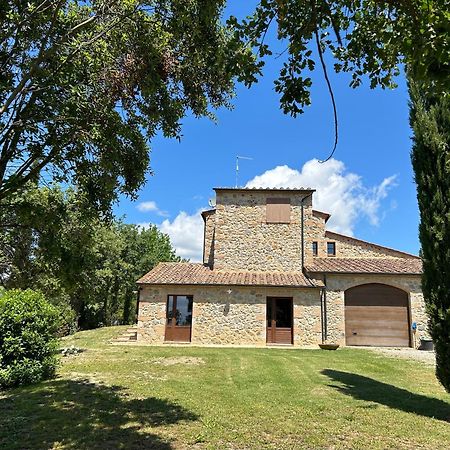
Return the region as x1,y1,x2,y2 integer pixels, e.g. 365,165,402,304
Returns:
300,192,314,273
323,274,328,341
300,191,327,342
320,287,325,343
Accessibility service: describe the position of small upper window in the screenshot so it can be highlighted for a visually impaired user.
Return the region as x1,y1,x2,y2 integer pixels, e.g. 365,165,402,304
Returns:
266,197,291,223
327,242,336,256
312,241,318,256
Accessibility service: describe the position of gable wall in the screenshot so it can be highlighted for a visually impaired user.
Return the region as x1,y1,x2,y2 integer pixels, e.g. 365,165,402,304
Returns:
324,232,414,259
303,220,416,262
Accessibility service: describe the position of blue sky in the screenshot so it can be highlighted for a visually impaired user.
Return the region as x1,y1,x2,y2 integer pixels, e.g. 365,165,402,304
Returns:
114,3,419,261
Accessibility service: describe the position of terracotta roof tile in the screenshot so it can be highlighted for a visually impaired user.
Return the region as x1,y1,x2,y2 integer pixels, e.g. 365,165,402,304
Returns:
137,262,322,288
305,258,422,275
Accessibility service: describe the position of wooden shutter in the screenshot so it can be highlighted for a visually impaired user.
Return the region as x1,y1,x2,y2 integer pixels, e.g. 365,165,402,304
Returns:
266,198,291,223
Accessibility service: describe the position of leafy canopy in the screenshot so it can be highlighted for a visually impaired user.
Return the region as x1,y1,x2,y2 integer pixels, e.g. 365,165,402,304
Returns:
230,1,449,117
0,1,259,210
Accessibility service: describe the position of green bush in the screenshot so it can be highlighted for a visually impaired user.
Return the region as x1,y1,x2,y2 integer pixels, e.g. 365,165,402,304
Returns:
0,289,60,389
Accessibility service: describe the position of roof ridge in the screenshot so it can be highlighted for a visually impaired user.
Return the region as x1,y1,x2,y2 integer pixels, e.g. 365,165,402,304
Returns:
214,187,315,192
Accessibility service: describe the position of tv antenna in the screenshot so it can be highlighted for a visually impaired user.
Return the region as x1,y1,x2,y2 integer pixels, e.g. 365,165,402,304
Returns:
235,155,253,187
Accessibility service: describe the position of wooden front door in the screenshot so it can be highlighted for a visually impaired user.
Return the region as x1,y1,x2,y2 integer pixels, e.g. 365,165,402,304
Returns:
165,295,193,342
266,297,293,344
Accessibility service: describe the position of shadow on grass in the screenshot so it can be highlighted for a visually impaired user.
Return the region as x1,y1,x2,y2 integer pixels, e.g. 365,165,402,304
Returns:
322,369,450,422
0,379,198,449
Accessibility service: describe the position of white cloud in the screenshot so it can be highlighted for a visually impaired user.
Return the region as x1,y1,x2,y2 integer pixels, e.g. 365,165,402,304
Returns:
136,200,169,217
159,210,204,262
246,159,397,235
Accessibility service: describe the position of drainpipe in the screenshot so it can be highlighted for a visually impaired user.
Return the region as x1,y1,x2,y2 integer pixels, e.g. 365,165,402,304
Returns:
320,288,325,343
300,191,325,341
323,274,328,341
300,192,314,273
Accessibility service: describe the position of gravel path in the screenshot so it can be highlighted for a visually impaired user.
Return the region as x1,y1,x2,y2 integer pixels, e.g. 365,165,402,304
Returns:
363,346,436,366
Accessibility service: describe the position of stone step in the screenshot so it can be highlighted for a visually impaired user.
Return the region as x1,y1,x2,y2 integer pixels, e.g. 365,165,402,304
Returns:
112,328,138,343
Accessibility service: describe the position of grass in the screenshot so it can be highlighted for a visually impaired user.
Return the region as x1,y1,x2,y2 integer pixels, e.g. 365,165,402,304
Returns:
1,326,449,449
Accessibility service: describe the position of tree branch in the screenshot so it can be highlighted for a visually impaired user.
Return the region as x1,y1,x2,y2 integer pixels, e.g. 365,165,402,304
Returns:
310,1,338,163
0,10,97,117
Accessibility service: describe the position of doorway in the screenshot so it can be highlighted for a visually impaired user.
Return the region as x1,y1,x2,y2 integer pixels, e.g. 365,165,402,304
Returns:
266,297,293,344
164,295,193,342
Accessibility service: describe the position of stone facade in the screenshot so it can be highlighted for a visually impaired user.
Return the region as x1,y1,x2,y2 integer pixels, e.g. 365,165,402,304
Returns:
137,187,426,348
212,189,313,271
138,285,322,346
323,231,413,259
203,190,413,269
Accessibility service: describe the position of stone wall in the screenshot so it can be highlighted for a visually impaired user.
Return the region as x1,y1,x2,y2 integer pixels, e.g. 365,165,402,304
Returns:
138,274,428,347
213,190,315,271
324,232,414,259
137,287,167,344
202,211,215,267
208,189,416,271
303,213,415,261
138,284,322,346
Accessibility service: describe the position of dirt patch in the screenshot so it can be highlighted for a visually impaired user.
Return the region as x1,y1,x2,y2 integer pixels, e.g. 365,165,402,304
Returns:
150,356,205,366
364,347,436,366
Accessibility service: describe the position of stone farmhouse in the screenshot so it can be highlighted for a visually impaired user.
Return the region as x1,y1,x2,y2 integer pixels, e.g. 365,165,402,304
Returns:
136,187,427,347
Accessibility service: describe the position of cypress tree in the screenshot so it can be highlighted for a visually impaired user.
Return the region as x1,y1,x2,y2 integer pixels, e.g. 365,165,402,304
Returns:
409,80,450,391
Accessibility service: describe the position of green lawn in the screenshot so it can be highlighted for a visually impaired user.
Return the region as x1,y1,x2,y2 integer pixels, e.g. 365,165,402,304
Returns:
1,326,449,449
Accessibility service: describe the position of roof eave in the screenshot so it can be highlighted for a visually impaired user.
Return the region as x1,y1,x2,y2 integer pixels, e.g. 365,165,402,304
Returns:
306,270,421,276
136,281,322,288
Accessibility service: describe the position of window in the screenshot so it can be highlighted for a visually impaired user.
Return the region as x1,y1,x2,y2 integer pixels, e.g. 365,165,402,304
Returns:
266,197,291,223
166,295,193,326
312,241,318,256
327,242,336,256
165,295,193,342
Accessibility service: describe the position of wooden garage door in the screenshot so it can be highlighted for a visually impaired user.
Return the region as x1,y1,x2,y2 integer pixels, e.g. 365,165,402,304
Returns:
345,284,410,347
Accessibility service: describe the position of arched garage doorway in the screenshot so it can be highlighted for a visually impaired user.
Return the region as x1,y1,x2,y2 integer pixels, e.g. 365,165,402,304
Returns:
345,283,410,347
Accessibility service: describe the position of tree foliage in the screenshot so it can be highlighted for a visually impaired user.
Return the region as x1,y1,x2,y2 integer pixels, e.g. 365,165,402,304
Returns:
410,81,450,391
0,0,259,210
231,1,449,116
0,289,60,388
0,185,180,329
